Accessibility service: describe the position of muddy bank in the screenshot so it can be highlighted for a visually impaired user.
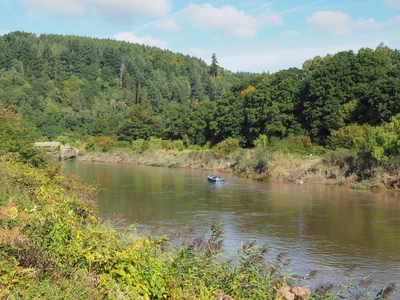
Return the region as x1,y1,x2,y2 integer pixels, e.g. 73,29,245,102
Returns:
78,148,400,190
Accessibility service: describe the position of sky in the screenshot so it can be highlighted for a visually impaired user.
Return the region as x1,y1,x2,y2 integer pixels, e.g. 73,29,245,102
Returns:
1,0,400,73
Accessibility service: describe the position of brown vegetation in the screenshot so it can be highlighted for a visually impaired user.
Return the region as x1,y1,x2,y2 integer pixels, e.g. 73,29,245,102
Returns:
78,148,400,190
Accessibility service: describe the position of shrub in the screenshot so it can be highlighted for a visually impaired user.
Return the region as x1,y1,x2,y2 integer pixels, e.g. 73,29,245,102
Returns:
132,139,144,151
213,138,240,157
117,140,132,149
268,136,313,154
85,135,117,152
164,140,175,150
148,137,164,150
253,134,269,148
173,139,185,151
139,140,150,153
0,104,45,167
329,124,367,150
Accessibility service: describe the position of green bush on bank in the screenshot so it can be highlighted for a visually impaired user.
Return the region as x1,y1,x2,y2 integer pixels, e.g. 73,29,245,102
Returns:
329,114,400,161
0,104,45,167
267,135,327,156
213,137,241,157
85,135,117,152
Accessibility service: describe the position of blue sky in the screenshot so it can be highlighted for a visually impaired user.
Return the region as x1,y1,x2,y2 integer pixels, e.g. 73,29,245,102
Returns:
1,0,400,73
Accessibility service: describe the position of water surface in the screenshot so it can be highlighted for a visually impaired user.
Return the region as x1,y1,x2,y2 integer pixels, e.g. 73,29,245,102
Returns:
63,160,400,287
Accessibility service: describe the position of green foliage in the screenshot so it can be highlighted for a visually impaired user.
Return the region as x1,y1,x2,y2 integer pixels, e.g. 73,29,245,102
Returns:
0,143,398,298
118,105,161,141
130,137,188,152
301,51,356,143
163,102,192,140
210,91,245,145
116,140,131,149
85,135,117,152
329,123,367,150
139,140,150,153
0,31,238,141
0,103,45,167
173,139,185,151
3,31,400,155
362,124,398,161
132,139,145,151
329,115,400,161
253,134,269,148
268,135,326,155
212,137,240,157
147,137,164,150
210,53,219,77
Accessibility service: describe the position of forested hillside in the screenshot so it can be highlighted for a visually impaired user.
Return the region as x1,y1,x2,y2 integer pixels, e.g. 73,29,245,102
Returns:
1,31,400,157
0,31,243,141
211,46,400,147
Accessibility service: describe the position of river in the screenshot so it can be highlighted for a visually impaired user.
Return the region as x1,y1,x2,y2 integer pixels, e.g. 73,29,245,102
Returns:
63,160,400,289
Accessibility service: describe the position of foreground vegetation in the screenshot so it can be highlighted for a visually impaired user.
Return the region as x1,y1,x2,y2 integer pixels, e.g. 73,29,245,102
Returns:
1,85,398,299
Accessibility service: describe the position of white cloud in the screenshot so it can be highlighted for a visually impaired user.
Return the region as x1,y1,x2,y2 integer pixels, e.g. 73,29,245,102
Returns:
307,11,400,36
387,14,400,26
258,12,283,27
356,18,385,31
18,0,172,21
281,30,302,38
307,11,353,37
183,3,281,39
19,0,86,17
114,32,168,49
154,19,179,32
0,29,10,36
384,0,400,9
92,0,172,21
187,47,213,60
219,42,386,73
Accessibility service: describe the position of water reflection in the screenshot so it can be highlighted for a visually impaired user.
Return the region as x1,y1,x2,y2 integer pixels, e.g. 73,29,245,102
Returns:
63,160,400,286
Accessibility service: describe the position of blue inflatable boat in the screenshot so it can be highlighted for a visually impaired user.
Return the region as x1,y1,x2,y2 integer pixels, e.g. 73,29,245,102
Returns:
207,175,225,183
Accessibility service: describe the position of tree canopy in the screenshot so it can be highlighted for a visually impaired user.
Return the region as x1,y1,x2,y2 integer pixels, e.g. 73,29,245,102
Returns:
1,32,400,152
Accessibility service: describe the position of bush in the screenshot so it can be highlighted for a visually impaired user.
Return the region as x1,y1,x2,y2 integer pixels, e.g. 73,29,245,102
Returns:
213,138,240,157
148,137,164,150
268,135,326,155
253,134,269,148
116,140,131,149
328,124,367,150
139,140,150,153
0,104,45,167
132,139,144,151
173,139,185,151
164,140,175,150
85,135,117,152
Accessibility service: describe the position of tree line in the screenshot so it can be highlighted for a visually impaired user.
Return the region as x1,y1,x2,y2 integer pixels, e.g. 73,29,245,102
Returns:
0,31,247,141
1,32,400,157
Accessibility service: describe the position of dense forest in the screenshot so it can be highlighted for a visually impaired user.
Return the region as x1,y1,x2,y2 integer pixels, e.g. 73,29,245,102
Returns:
0,31,246,142
1,32,400,158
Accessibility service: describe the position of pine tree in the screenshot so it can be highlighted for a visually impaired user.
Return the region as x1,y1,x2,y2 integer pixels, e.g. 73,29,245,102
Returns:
210,53,218,78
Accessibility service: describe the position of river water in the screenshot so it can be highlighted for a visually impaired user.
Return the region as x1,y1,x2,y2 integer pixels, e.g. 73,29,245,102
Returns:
63,160,400,288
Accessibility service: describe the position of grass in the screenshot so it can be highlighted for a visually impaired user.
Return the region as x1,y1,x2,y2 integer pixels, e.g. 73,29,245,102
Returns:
78,147,400,191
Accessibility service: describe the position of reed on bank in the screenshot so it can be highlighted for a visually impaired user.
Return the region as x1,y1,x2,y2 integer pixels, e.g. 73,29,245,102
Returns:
78,146,400,190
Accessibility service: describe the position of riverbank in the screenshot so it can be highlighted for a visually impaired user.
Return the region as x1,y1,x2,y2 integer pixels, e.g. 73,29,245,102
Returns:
2,156,398,299
78,148,400,190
